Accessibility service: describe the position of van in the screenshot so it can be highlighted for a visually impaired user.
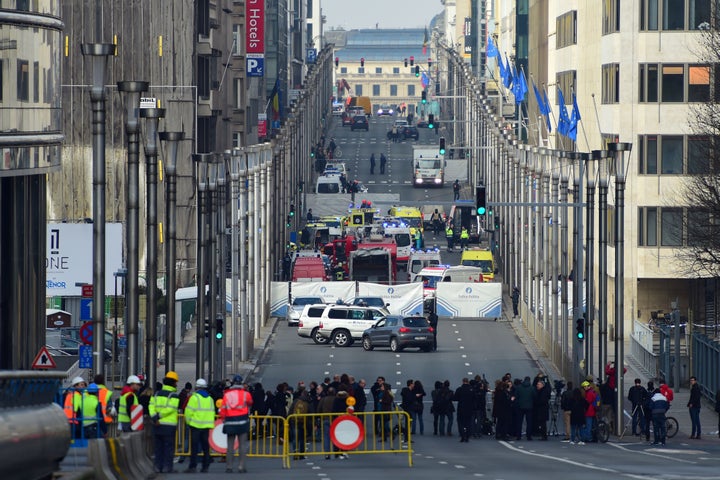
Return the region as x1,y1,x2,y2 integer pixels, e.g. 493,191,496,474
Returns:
348,96,372,116
316,305,387,346
292,257,327,281
408,249,442,282
387,206,424,235
315,174,343,194
460,248,497,281
416,265,485,297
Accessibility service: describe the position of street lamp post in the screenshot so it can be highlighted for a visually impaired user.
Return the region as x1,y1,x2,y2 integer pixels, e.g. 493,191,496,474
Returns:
159,130,185,371
81,42,113,378
117,80,148,376
229,148,247,370
193,154,212,380
608,141,632,436
558,152,570,365
206,159,219,383
216,155,228,380
113,268,127,388
140,105,165,388
586,151,602,378
597,151,610,377
570,152,586,381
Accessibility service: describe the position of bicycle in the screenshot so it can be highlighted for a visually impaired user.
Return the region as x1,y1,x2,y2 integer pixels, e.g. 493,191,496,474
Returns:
593,415,610,443
618,405,678,440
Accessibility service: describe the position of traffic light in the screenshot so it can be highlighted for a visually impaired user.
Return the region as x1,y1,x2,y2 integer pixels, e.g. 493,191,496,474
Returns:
215,317,224,341
203,318,210,338
421,91,427,104
475,186,486,215
286,215,292,228
335,57,339,67
410,56,414,66
439,137,446,155
404,58,408,67
428,58,432,68
415,65,420,77
576,318,585,341
428,114,435,129
310,148,315,158
289,204,295,217
298,181,304,193
360,57,365,67
494,214,501,230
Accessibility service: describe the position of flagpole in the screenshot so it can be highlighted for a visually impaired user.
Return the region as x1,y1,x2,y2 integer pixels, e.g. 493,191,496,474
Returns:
543,83,563,151
591,93,604,146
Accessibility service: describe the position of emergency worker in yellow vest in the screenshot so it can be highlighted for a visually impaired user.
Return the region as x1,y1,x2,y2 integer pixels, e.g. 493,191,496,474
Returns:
460,227,470,250
220,375,253,473
80,383,102,439
445,224,454,252
149,371,180,474
118,375,142,432
183,378,215,473
64,376,86,438
93,374,115,436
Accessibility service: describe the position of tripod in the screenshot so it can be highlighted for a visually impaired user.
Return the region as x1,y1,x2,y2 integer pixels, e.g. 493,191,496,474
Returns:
619,403,643,440
548,394,561,437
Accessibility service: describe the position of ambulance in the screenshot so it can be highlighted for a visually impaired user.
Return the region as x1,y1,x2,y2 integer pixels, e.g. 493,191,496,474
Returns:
388,206,424,235
460,248,497,281
416,265,485,297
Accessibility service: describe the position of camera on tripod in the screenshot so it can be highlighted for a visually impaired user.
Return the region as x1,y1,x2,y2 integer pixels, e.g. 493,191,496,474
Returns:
553,379,565,396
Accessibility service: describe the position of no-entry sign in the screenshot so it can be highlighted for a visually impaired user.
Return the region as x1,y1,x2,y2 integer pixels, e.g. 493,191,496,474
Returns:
330,414,364,451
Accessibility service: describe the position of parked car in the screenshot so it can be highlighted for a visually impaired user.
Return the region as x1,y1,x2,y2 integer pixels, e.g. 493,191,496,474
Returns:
46,333,113,361
297,304,333,344
416,119,429,128
342,114,354,127
361,315,434,352
54,326,116,348
286,296,325,326
402,126,419,140
350,115,369,131
351,297,390,315
316,305,387,347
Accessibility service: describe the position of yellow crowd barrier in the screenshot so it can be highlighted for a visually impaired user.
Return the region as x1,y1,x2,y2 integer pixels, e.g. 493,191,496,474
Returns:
174,410,413,468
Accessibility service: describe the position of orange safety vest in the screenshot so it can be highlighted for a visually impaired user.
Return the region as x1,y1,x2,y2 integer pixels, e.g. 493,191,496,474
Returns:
221,387,252,418
63,390,81,424
97,386,113,423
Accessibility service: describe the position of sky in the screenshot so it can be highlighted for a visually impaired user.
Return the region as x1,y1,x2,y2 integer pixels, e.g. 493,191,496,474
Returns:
322,0,443,30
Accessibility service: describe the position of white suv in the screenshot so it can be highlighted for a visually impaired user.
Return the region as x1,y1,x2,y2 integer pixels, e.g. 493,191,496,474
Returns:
297,304,333,344
316,306,387,347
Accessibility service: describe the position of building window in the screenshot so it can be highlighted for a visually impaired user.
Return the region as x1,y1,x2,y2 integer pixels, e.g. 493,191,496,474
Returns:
33,61,39,103
638,134,714,174
340,67,347,74
198,56,210,98
232,132,242,149
0,59,4,102
375,67,382,74
358,67,365,74
602,0,620,34
17,59,29,102
355,84,363,95
640,63,713,102
393,67,400,74
602,63,620,104
372,84,380,96
661,208,683,245
390,85,398,96
638,207,658,246
640,0,711,31
556,10,577,48
687,209,710,246
662,65,684,102
556,70,576,104
408,84,415,96
197,0,210,36
232,25,241,55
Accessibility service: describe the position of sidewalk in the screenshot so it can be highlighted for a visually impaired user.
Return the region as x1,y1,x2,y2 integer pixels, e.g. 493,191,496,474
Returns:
502,290,719,441
172,318,277,387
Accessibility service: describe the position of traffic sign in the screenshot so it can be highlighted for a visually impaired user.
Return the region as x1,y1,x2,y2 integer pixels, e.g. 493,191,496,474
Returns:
79,321,93,345
209,419,239,454
246,54,264,77
31,346,57,369
79,345,93,369
80,298,92,320
118,336,127,349
81,284,94,298
330,414,364,450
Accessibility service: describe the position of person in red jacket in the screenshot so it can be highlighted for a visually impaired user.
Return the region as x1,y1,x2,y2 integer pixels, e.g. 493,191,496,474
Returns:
604,361,627,390
581,381,597,442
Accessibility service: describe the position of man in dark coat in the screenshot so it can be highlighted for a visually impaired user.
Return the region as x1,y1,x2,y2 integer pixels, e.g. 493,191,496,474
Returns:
380,153,387,174
514,376,535,440
533,379,551,440
454,378,475,442
370,153,376,174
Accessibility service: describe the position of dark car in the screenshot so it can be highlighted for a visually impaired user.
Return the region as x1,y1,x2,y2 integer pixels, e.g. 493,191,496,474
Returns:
416,120,429,128
350,115,369,131
402,126,419,140
376,105,394,116
361,315,434,352
342,113,354,127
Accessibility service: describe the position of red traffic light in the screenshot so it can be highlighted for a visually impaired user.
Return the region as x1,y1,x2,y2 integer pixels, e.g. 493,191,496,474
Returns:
360,57,365,67
410,56,415,66
428,58,433,67
335,57,339,67
404,58,408,67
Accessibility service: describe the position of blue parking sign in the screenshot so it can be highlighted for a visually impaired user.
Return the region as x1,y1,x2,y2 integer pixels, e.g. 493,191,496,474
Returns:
79,345,93,369
247,54,264,77
307,48,317,64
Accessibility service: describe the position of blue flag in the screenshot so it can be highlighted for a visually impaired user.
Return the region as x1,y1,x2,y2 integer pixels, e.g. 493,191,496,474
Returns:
518,69,528,104
487,37,500,58
532,80,546,114
567,93,581,141
542,89,552,132
557,88,571,137
503,55,514,89
498,55,508,86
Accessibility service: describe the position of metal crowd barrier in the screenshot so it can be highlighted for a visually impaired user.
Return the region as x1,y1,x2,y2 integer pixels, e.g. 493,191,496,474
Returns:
174,410,413,468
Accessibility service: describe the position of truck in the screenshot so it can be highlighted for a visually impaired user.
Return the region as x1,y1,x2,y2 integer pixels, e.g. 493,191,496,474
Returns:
416,265,485,297
349,247,394,284
412,146,445,187
408,248,442,282
292,256,328,282
448,200,482,244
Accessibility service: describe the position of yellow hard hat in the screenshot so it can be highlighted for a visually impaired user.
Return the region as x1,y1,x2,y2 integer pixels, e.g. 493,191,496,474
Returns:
165,371,179,382
581,381,590,388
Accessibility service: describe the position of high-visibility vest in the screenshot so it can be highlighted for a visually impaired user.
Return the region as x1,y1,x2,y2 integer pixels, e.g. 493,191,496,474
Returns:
149,385,180,426
63,390,81,424
221,387,252,417
96,384,113,423
185,392,216,429
460,229,469,239
117,391,139,424
445,227,453,238
80,393,100,427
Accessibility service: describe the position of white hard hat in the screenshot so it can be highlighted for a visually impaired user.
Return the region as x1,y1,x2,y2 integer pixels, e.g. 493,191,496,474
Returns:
72,376,86,386
196,378,208,388
126,375,141,385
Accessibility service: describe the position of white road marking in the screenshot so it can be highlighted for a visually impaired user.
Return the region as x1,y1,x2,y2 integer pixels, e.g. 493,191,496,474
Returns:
499,441,618,472
606,442,698,464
